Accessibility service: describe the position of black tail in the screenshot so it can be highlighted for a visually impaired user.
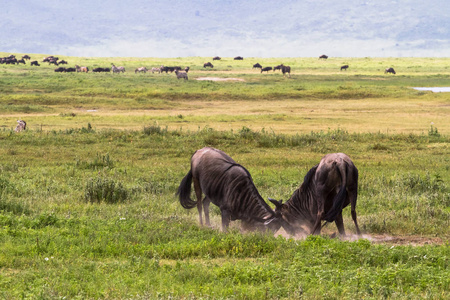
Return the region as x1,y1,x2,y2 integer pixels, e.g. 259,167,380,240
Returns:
324,164,347,222
177,170,198,209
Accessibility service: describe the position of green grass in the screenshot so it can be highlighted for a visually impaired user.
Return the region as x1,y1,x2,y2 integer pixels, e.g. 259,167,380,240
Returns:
0,54,449,299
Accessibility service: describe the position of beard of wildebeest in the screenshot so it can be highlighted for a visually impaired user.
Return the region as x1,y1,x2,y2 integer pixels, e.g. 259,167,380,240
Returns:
270,153,361,237
177,147,290,233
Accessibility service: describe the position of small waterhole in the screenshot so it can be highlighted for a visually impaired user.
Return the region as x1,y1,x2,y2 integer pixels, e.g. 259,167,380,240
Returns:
413,87,450,93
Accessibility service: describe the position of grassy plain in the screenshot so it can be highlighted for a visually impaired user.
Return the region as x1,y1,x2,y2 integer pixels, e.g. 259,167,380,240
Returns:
0,53,449,299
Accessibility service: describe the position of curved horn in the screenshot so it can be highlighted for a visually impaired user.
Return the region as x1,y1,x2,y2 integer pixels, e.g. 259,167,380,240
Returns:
268,197,283,209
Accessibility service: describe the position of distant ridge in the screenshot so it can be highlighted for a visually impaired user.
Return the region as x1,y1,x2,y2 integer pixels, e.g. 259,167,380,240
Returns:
1,0,448,57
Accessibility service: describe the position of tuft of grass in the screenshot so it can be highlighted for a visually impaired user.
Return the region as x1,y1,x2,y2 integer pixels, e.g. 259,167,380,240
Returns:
84,177,129,204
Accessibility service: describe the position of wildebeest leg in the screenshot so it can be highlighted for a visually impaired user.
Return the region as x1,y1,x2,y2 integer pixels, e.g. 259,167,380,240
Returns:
312,213,323,235
348,182,361,235
312,199,324,235
203,197,211,226
220,210,231,232
334,211,346,236
193,177,204,225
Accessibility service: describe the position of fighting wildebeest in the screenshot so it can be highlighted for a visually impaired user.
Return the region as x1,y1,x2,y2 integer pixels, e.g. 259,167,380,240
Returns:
319,54,328,60
261,67,272,73
213,56,221,60
15,120,26,132
340,65,349,71
385,67,396,74
30,61,40,66
177,147,291,233
253,63,262,69
281,65,291,77
203,62,214,68
75,65,89,73
175,69,188,80
135,67,148,73
234,56,244,60
270,153,361,237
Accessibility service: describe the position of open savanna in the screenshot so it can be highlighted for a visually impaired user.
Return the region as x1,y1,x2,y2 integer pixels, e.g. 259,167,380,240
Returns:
1,54,449,134
0,54,449,299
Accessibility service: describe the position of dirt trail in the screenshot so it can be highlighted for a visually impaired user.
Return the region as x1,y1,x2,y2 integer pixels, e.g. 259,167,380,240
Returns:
354,234,446,246
275,230,447,246
196,77,245,82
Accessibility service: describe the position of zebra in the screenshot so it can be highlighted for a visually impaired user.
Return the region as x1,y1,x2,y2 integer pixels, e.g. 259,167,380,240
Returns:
151,67,161,74
111,64,126,73
175,69,188,80
135,67,148,74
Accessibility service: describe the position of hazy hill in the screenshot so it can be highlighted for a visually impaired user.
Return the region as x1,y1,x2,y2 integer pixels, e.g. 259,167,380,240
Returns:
1,0,449,57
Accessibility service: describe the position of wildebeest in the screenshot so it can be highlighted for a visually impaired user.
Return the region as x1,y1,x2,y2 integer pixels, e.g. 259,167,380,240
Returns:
213,56,221,60
319,54,328,60
261,67,272,73
160,66,176,73
17,59,26,64
30,61,40,66
273,65,282,71
54,67,66,72
43,56,57,62
234,56,244,60
270,153,361,237
203,62,214,68
281,65,291,77
59,60,68,65
385,67,396,74
65,67,76,72
93,67,110,72
252,63,262,69
48,59,59,65
340,65,349,71
75,65,89,73
184,66,190,73
111,64,125,73
2,57,17,64
175,69,188,80
14,120,26,132
135,67,148,73
22,55,31,60
177,147,291,233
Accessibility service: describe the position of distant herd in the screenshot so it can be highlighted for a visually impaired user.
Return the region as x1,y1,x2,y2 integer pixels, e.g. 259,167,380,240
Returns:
1,54,398,77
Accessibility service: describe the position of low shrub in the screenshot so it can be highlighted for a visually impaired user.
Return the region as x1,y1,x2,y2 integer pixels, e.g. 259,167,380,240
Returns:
84,177,129,204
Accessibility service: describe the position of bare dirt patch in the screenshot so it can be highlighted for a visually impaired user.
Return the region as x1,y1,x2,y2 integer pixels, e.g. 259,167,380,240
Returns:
196,77,245,82
274,229,446,246
356,234,446,246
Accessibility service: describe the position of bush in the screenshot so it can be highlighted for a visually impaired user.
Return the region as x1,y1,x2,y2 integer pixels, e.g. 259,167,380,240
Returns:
84,177,129,204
